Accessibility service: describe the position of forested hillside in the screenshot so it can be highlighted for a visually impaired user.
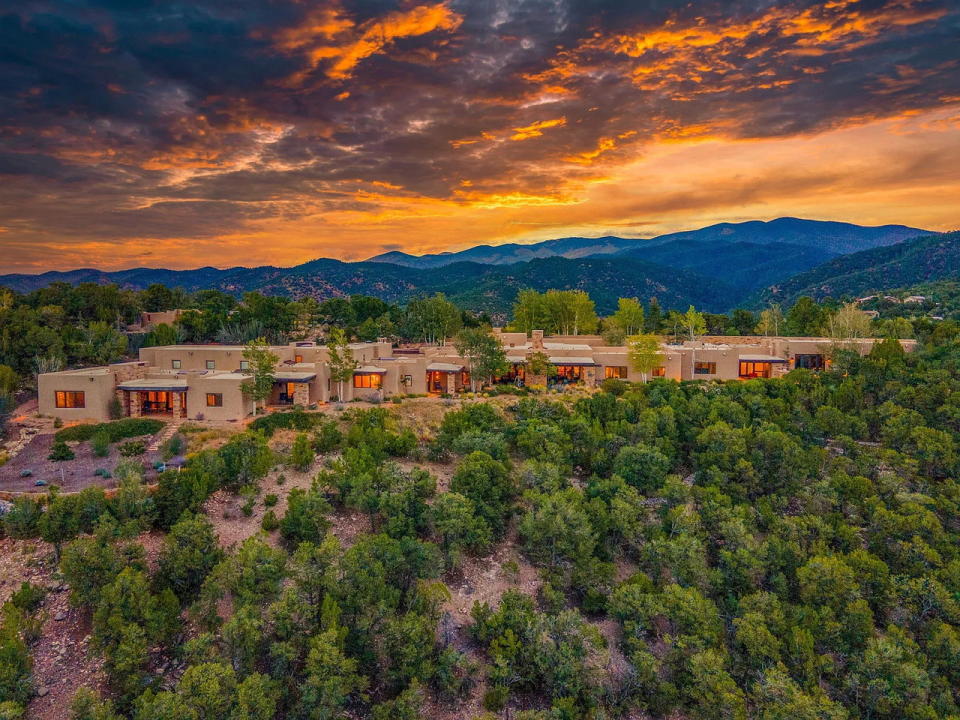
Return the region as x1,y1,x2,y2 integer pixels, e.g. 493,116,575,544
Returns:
3,331,960,719
761,231,960,306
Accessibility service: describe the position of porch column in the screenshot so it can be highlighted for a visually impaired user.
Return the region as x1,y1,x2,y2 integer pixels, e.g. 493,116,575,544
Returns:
129,392,142,417
294,382,310,406
585,367,598,386
446,373,456,394
171,391,183,419
115,389,129,417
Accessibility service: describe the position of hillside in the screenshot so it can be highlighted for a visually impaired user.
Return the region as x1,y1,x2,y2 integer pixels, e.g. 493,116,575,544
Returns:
760,231,960,306
611,239,835,291
0,256,740,315
366,217,929,268
242,256,741,315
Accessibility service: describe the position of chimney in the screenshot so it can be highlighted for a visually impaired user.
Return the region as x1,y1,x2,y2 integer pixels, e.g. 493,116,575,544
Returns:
532,330,544,350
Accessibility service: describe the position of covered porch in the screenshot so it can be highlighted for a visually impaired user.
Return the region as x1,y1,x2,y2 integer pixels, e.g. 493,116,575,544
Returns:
426,363,467,394
550,357,598,385
117,379,189,418
270,371,316,406
738,355,789,379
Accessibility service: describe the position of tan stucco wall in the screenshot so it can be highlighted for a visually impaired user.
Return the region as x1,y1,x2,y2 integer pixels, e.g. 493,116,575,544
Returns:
186,375,254,422
38,369,116,422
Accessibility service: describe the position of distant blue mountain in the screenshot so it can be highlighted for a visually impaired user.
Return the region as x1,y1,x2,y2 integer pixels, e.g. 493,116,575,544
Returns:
366,218,930,269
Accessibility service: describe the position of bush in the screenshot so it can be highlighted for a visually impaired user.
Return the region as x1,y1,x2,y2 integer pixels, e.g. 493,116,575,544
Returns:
91,430,110,458
264,494,278,507
249,408,317,438
118,440,146,457
600,378,628,396
55,418,164,443
108,396,124,420
261,510,279,531
162,434,185,460
48,440,75,461
313,420,343,453
2,497,43,538
10,582,46,613
290,432,315,471
94,468,112,479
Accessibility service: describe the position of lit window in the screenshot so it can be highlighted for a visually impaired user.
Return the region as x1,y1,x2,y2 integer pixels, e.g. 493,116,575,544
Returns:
206,360,215,370
171,360,181,369
652,367,666,377
294,354,303,363
353,373,382,389
239,360,250,371
54,391,85,408
694,362,716,375
604,366,627,379
206,393,223,407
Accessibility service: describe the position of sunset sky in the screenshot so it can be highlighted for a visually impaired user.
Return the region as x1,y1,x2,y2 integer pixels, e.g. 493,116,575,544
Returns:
1,0,958,273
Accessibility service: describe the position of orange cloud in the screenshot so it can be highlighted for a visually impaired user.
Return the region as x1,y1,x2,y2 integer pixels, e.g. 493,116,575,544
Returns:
278,2,462,84
509,117,567,141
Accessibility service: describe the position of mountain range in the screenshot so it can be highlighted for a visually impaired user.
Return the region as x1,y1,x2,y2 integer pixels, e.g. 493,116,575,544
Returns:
1,218,951,316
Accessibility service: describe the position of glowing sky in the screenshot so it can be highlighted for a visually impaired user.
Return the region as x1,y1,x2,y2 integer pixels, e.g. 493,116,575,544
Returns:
1,0,958,272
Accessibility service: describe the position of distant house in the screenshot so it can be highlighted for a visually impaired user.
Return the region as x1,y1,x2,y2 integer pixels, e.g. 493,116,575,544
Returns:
37,331,918,424
128,309,185,332
903,295,927,304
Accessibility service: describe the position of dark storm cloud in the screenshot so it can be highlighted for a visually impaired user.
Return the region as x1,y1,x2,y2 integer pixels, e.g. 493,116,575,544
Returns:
0,0,957,263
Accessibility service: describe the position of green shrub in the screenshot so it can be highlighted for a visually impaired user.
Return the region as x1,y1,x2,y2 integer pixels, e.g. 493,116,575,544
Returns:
48,440,75,461
249,408,317,437
264,494,278,507
118,440,146,457
600,377,628,396
290,432,315,471
91,430,110,458
162,434,185,460
313,419,343,453
55,418,164,443
2,497,43,538
10,582,46,613
108,396,124,420
261,510,280,531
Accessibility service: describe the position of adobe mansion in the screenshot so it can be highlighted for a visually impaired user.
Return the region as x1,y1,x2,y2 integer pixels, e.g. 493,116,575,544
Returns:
38,329,915,424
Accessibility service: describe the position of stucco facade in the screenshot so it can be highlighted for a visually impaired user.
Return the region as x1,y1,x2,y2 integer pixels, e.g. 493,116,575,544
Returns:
37,332,916,424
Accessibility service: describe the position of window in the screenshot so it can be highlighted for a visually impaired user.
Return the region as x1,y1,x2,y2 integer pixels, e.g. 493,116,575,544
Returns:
353,373,382,389
739,361,771,379
795,354,825,371
206,393,223,407
652,366,666,377
401,374,413,387
294,354,303,363
694,362,716,375
55,390,85,408
239,360,250,371
555,365,584,381
206,360,215,370
171,359,181,369
604,366,628,379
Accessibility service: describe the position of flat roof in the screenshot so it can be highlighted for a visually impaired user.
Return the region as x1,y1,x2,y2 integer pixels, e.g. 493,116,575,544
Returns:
427,362,464,372
549,356,598,366
355,365,387,374
274,371,317,381
739,355,788,363
118,378,188,391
